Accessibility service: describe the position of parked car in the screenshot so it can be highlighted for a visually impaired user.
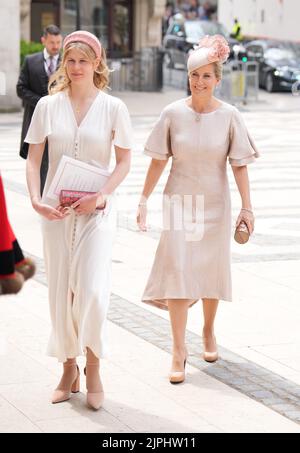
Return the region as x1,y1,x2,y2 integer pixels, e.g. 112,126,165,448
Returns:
245,39,300,92
163,17,248,69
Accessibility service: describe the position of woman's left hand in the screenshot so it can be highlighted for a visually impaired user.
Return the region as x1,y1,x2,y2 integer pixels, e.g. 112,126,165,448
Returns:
71,193,100,215
236,209,255,235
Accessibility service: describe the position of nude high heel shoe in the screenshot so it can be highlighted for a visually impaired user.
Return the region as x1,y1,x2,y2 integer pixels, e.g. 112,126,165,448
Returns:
52,364,80,404
169,351,188,384
84,363,104,410
202,334,218,363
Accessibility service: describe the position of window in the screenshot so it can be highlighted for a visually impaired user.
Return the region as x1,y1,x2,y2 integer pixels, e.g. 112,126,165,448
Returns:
64,0,76,14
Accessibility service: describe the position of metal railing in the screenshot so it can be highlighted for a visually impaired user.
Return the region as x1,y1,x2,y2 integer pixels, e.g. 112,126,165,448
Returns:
216,61,259,104
164,59,259,104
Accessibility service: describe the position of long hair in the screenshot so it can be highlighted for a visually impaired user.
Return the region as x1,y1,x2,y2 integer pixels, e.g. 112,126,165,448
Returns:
48,42,110,94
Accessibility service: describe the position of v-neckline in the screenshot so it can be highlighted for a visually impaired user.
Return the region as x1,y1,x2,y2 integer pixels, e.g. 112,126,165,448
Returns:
66,90,101,128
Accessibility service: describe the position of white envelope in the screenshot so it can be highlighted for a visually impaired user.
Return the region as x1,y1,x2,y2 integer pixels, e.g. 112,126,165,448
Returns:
46,155,111,201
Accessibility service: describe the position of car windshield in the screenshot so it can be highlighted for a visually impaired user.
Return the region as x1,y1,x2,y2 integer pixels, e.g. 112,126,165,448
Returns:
184,21,229,41
289,42,300,58
201,21,230,38
184,21,205,41
265,47,297,61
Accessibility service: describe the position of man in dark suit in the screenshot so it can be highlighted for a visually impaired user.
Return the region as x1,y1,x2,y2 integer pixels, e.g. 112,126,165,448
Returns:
17,25,62,195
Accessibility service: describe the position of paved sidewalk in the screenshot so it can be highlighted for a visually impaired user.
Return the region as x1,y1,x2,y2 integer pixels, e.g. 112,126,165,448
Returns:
1,89,300,432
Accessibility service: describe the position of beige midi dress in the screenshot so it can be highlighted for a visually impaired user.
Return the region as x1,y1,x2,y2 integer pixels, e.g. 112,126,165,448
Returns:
25,90,132,362
142,98,259,310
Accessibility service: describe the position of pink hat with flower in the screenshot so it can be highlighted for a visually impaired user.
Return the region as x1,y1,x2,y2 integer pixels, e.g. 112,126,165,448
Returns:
63,30,102,59
187,35,230,73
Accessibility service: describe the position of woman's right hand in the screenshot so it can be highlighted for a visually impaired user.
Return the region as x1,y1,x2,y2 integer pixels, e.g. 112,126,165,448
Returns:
136,204,147,232
33,202,69,221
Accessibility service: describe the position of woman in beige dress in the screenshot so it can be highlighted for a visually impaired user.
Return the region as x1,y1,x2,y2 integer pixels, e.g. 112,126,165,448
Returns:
25,31,132,408
137,35,259,384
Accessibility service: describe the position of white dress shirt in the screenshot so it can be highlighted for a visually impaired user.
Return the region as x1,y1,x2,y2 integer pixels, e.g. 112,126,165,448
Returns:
43,48,60,76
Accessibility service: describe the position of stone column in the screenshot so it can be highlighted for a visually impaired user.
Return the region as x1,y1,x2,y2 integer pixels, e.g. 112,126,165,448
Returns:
147,0,165,47
20,0,31,41
0,0,21,112
134,0,165,51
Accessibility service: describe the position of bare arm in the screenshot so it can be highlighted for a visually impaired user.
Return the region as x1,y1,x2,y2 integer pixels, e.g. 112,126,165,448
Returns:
231,165,252,209
71,145,131,215
231,165,255,233
137,158,168,231
26,143,44,206
100,145,131,199
139,158,168,203
26,143,64,220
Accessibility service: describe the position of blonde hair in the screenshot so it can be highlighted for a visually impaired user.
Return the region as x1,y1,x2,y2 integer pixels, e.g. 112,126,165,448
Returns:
48,42,110,94
188,61,223,80
213,61,223,80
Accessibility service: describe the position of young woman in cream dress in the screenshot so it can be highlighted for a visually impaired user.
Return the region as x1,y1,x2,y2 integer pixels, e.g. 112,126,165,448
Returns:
26,31,132,408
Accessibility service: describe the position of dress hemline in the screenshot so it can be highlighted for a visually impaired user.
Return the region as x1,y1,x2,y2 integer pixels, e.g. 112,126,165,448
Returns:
142,295,232,311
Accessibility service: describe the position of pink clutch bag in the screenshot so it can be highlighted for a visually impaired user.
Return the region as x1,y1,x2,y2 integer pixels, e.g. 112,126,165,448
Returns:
59,190,105,210
59,190,95,207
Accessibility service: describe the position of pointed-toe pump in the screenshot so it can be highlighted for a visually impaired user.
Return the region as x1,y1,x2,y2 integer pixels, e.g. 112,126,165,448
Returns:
169,358,187,384
84,364,104,410
202,335,218,363
52,364,80,404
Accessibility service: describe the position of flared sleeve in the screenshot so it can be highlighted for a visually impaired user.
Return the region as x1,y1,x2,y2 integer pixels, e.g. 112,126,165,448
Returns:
144,109,172,160
228,108,259,166
24,96,51,144
112,100,132,149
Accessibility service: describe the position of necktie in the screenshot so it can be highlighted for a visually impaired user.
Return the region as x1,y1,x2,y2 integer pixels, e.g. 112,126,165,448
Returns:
47,56,54,76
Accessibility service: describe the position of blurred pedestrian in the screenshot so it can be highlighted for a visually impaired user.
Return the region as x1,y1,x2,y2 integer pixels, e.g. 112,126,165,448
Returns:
231,18,243,41
17,25,62,196
199,1,217,20
25,31,131,409
163,2,176,36
178,0,190,18
186,0,199,19
0,174,35,296
137,35,258,384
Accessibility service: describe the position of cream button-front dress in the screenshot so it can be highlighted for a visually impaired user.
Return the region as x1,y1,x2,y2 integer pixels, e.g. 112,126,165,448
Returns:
25,90,132,362
142,99,259,310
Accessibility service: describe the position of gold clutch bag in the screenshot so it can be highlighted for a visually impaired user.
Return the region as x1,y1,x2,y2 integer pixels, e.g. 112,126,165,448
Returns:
234,221,250,244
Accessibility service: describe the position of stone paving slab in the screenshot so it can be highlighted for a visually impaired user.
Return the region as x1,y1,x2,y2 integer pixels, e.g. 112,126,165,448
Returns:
1,279,300,433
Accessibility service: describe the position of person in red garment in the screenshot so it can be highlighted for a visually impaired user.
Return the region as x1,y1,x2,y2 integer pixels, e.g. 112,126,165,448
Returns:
0,174,35,295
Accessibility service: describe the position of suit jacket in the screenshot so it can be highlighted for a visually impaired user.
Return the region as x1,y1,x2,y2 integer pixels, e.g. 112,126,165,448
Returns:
16,51,60,159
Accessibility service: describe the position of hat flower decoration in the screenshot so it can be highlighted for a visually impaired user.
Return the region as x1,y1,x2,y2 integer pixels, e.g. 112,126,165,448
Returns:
187,34,230,73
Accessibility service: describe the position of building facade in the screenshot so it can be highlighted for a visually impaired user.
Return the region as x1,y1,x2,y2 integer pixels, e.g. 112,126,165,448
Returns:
1,0,165,111
0,0,21,111
21,0,165,56
218,0,300,42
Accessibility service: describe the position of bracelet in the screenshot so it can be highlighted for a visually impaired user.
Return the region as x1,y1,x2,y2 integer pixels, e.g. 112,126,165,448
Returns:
241,208,253,214
138,202,147,206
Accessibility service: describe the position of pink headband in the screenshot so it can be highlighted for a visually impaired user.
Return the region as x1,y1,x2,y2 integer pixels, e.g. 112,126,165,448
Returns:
63,30,102,59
